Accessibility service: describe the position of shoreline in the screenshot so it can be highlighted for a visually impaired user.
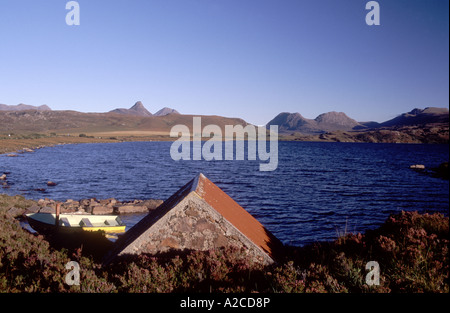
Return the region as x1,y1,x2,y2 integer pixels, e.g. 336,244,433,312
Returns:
4,195,164,217
0,135,120,155
2,131,449,156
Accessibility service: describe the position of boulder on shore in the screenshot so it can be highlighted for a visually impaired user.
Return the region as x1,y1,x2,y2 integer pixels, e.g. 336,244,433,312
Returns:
39,206,55,214
21,198,165,216
92,206,114,215
114,205,149,214
141,199,164,210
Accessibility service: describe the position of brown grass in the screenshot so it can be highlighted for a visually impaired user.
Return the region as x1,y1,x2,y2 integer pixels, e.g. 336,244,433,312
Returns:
0,136,118,155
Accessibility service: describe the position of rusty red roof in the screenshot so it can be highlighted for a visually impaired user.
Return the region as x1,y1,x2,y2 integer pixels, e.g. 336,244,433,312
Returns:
193,173,283,259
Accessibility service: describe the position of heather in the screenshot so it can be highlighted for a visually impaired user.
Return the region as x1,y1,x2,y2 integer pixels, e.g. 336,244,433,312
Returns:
0,194,448,293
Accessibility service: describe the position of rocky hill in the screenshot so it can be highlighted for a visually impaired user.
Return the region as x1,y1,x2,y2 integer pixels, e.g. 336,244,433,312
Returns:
154,107,180,116
380,107,449,127
0,109,249,135
315,111,362,130
109,101,152,117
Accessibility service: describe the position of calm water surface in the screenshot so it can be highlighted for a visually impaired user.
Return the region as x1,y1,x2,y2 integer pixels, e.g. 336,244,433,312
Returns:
1,141,448,246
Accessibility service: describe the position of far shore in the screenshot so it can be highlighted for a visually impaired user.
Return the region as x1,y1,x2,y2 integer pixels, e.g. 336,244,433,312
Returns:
0,133,176,155
2,127,448,156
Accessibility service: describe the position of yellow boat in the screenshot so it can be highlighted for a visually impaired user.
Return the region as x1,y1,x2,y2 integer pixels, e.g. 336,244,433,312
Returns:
26,213,126,235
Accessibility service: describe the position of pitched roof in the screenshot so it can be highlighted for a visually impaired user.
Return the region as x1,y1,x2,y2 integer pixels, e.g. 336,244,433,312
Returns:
104,173,283,265
193,174,282,259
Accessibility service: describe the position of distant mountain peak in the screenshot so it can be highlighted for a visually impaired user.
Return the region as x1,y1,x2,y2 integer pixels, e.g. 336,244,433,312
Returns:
381,107,449,127
408,108,423,115
110,101,152,117
0,103,52,111
154,107,180,116
130,101,145,110
315,111,361,128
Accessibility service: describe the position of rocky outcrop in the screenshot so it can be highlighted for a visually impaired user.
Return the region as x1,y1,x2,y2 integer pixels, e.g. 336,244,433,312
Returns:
19,198,164,216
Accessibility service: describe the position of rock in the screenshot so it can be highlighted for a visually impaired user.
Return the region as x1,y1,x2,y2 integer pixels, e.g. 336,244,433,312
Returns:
115,205,149,214
47,181,57,187
7,207,26,217
26,205,41,213
77,207,87,214
410,164,425,170
39,206,55,213
142,199,164,210
92,206,114,215
98,199,110,206
80,199,90,206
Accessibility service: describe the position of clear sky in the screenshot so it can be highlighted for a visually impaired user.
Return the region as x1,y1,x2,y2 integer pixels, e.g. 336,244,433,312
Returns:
0,0,448,125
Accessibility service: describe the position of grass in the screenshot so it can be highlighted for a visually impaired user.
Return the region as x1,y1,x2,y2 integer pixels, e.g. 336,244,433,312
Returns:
0,193,448,293
0,134,122,155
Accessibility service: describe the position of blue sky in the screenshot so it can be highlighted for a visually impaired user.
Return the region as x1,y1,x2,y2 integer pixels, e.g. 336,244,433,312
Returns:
0,0,448,125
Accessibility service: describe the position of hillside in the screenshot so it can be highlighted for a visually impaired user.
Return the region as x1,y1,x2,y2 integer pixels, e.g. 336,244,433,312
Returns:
380,107,449,127
0,109,249,136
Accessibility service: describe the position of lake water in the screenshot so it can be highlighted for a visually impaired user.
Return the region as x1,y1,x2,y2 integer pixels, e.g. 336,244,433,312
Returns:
1,141,448,246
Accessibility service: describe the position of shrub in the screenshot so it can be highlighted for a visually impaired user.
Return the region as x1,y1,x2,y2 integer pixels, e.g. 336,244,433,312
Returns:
0,193,448,294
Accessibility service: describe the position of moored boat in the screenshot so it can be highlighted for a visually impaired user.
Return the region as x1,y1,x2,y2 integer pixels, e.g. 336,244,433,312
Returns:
26,213,126,235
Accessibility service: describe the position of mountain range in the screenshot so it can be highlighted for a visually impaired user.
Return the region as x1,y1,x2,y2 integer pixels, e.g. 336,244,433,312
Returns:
1,102,181,118
0,103,51,112
0,101,448,143
268,107,449,135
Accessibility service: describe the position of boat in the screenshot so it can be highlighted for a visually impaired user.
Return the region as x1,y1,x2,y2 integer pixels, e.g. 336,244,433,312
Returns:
25,213,126,235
